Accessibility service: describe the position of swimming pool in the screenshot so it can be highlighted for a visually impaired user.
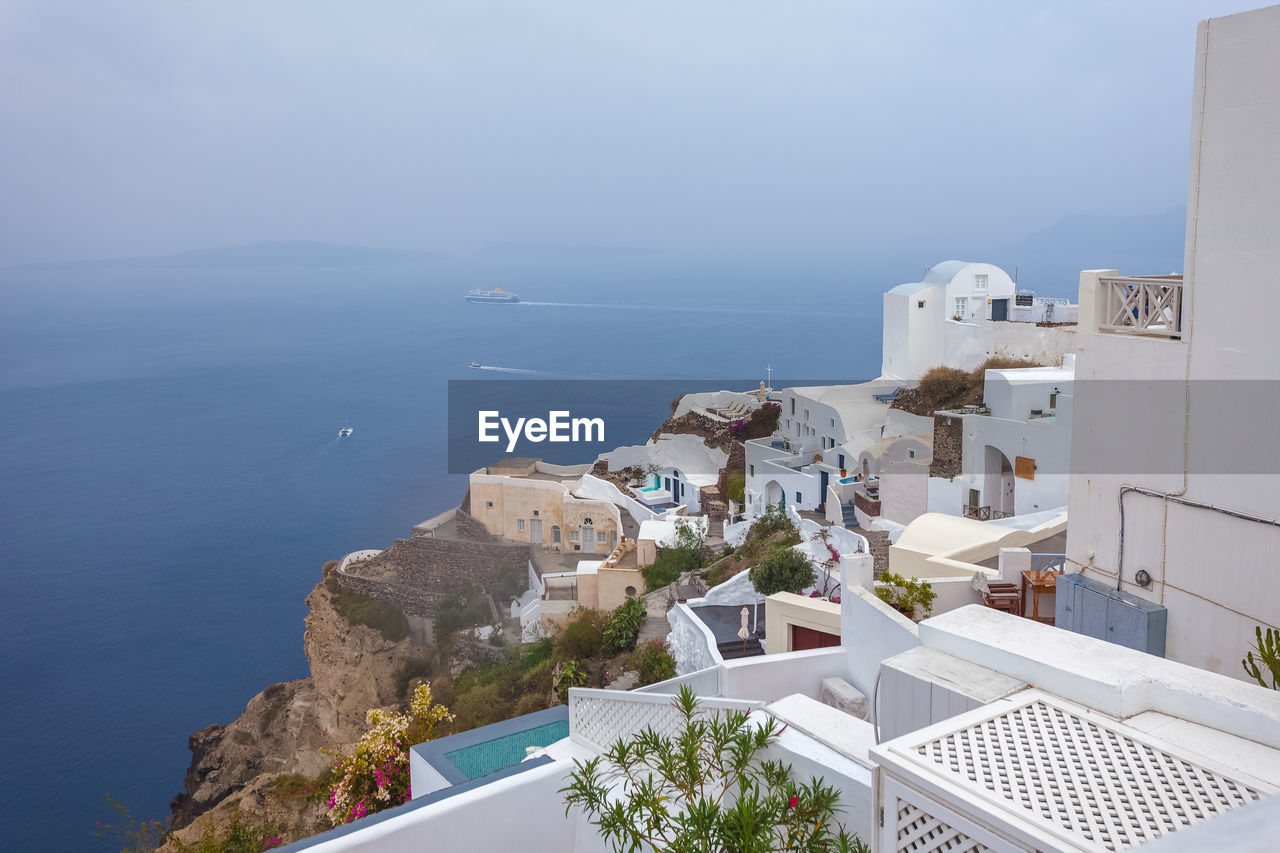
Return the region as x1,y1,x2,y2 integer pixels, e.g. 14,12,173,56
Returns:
443,719,570,780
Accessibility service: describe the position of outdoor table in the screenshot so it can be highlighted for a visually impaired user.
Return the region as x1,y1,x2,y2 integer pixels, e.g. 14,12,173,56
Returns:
1021,570,1059,623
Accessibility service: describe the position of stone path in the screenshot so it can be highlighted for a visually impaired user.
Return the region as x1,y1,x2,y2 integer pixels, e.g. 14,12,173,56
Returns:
607,670,640,690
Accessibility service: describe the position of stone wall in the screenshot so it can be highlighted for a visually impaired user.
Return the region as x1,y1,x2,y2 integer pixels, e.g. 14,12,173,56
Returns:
864,530,891,581
337,536,530,618
929,414,963,480
452,508,495,542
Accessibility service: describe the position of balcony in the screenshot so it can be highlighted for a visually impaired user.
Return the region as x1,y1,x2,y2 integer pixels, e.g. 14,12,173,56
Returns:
962,505,1012,521
1098,275,1184,339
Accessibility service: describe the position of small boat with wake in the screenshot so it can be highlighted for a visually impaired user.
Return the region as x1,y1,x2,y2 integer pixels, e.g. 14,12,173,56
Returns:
338,422,354,438
469,362,482,369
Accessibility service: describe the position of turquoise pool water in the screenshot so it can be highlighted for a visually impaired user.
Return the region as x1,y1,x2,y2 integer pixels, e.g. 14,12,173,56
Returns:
444,720,570,779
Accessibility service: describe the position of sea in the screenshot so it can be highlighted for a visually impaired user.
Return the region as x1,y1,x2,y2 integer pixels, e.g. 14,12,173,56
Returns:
0,252,905,851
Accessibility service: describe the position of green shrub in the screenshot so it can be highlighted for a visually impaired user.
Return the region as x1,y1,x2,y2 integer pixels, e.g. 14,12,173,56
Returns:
874,571,937,619
554,659,589,702
562,686,868,853
555,608,607,662
521,636,554,670
602,598,646,654
722,467,746,505
231,730,254,746
642,549,691,591
1243,626,1280,690
748,547,815,596
750,498,795,538
392,655,435,698
632,639,677,685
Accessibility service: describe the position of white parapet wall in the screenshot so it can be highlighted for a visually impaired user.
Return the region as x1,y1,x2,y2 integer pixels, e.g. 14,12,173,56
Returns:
573,472,657,527
665,602,721,675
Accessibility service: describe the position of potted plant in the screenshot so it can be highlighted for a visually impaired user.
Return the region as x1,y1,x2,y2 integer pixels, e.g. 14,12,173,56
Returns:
875,571,937,620
839,468,847,478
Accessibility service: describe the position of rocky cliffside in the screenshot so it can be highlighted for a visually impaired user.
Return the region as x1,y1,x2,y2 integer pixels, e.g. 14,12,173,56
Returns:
169,563,431,836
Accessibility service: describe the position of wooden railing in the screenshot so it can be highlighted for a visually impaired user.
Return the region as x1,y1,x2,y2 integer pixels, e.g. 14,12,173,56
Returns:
1098,275,1184,339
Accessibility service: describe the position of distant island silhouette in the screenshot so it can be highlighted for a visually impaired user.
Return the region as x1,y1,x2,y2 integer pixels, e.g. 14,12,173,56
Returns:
12,240,441,270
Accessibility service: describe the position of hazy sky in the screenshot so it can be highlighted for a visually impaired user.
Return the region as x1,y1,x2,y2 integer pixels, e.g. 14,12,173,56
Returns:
0,1,1265,265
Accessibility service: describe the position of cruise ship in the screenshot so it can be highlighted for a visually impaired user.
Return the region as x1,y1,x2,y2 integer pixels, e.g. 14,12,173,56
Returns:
465,287,519,304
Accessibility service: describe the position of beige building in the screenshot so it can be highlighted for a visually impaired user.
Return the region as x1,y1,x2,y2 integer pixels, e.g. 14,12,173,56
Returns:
764,592,841,653
469,458,624,555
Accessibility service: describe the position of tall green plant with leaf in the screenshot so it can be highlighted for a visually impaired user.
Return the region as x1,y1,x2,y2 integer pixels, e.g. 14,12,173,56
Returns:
561,686,868,853
1243,626,1280,690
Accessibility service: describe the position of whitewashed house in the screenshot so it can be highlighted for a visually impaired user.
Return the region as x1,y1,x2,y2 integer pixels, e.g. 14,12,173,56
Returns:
924,358,1074,521
881,260,1079,383
1063,3,1280,679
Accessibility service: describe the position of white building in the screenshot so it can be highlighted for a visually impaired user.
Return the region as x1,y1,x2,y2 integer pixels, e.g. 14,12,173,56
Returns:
600,433,729,514
1064,4,1280,679
881,260,1079,383
924,358,1075,521
743,381,932,519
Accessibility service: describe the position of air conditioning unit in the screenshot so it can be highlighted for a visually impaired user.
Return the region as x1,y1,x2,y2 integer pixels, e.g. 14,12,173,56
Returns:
818,676,868,721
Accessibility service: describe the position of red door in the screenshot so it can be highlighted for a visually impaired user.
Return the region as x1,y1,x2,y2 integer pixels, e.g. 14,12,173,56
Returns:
791,625,840,651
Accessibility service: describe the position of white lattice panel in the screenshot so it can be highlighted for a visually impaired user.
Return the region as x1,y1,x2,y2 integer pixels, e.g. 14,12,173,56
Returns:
896,797,994,853
905,693,1271,851
568,689,758,752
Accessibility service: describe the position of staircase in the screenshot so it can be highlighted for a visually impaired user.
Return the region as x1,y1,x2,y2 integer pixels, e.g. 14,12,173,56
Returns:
841,501,858,527
717,637,765,660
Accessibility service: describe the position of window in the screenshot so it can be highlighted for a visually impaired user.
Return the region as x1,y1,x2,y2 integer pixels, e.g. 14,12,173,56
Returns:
908,449,916,459
918,299,926,309
532,509,539,517
517,519,525,532
974,273,988,291
790,399,795,415
597,531,607,543
795,492,803,503
830,418,835,427
552,526,561,543
749,464,755,476
570,531,579,542
485,500,493,509
625,586,637,598
582,517,593,526
804,409,810,421
838,454,845,469
954,297,967,318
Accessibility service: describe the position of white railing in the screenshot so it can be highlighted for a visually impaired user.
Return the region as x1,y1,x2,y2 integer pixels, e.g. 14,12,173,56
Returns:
567,688,760,752
634,664,723,696
1099,275,1184,338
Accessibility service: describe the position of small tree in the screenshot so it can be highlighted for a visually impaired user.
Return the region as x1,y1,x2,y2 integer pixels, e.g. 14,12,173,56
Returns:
1243,626,1280,690
749,547,816,597
562,686,868,853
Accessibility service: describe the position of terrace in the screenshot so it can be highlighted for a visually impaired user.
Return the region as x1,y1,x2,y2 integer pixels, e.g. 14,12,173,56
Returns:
1097,274,1185,339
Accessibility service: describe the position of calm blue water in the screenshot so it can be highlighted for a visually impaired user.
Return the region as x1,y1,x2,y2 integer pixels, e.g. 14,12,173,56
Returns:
0,255,889,851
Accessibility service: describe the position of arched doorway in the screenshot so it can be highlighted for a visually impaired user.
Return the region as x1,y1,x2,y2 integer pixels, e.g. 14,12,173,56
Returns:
983,446,1014,516
764,480,783,508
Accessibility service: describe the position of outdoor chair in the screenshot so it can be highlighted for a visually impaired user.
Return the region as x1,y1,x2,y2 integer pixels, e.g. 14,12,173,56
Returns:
982,581,1022,616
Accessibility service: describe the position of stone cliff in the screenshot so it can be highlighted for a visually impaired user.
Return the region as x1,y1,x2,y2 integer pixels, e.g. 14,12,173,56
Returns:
168,563,431,838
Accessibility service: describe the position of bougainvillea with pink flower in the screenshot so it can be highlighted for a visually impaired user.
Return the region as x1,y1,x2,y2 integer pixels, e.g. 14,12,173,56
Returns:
326,682,453,826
